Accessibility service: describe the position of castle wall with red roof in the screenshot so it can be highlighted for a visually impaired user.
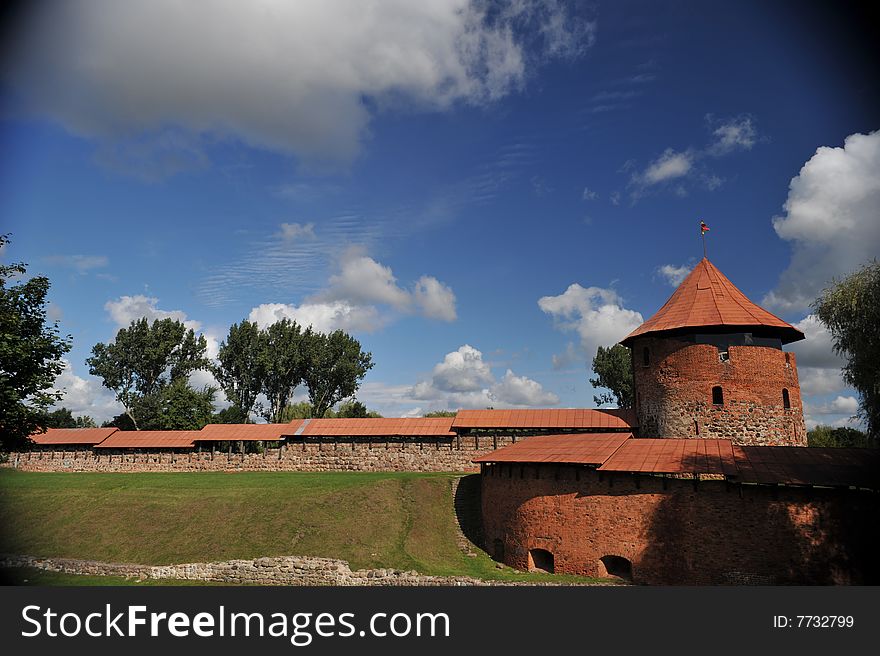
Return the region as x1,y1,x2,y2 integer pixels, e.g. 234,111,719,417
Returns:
480,463,878,584
632,338,807,445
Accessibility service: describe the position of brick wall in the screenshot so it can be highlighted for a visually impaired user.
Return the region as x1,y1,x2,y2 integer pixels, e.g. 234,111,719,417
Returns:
632,336,807,445
2,436,522,473
480,463,878,585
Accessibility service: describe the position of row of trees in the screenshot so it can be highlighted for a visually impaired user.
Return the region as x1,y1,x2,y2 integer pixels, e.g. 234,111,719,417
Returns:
86,317,375,430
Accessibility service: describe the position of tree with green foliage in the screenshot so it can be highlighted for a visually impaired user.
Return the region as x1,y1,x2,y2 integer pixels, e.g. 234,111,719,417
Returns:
334,399,381,418
213,320,264,422
423,410,457,417
259,318,312,423
303,330,374,419
87,317,209,430
812,260,880,439
43,407,97,428
152,379,216,430
210,405,249,424
0,235,72,450
807,425,874,449
280,401,316,421
589,344,633,408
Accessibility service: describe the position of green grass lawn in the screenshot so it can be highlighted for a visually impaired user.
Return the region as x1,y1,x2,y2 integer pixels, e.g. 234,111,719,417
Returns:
0,470,604,584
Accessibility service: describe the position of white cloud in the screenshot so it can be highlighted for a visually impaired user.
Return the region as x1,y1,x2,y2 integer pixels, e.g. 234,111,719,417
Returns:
490,369,559,406
582,187,598,200
764,130,880,312
105,295,201,331
51,359,121,422
413,276,457,321
248,301,383,333
425,344,494,393
43,254,108,273
10,0,594,167
656,263,692,287
278,222,316,241
408,344,558,410
538,284,643,361
797,367,847,396
708,116,757,155
322,250,412,310
267,248,457,327
787,315,843,369
641,149,693,184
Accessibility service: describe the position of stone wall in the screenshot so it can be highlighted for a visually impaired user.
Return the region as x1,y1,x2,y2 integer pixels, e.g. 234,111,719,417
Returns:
2,436,520,473
480,463,879,585
632,337,807,445
0,554,609,586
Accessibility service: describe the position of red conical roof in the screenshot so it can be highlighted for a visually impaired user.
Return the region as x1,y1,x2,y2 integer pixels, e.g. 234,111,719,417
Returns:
621,258,804,346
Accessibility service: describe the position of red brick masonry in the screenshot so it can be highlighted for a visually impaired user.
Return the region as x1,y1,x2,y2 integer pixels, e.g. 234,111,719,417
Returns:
632,338,806,445
480,464,879,584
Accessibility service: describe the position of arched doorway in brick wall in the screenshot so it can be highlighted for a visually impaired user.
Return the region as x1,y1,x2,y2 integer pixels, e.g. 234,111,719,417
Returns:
598,555,633,581
528,548,554,574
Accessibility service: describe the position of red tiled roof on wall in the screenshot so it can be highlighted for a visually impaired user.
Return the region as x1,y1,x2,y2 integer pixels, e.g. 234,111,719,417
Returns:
475,435,879,489
29,427,119,446
298,417,455,437
94,431,200,449
196,423,304,441
473,433,631,465
452,408,635,430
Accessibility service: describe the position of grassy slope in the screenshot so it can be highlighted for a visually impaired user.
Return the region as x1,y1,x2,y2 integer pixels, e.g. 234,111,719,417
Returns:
0,470,600,584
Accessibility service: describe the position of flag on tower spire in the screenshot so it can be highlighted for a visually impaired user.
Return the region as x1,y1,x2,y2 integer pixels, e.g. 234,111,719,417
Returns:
699,220,710,258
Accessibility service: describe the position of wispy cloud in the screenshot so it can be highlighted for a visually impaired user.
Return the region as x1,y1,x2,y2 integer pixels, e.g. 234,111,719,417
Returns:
42,254,109,274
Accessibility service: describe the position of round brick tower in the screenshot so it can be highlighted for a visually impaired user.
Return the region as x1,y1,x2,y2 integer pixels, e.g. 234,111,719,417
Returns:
621,258,807,446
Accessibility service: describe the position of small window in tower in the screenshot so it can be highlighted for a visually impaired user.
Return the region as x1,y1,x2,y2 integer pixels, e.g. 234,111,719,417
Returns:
712,386,724,405
783,388,791,409
642,347,650,367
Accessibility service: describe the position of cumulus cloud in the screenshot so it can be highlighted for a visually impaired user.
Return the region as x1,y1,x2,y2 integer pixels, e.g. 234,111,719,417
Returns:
409,344,558,409
656,263,692,287
787,315,843,369
538,284,643,362
809,395,859,415
9,0,594,167
424,344,494,393
278,222,316,241
413,276,457,321
764,130,880,312
491,369,559,406
50,359,121,421
798,367,847,396
255,248,457,331
321,250,412,310
582,187,598,200
105,295,201,331
248,301,383,333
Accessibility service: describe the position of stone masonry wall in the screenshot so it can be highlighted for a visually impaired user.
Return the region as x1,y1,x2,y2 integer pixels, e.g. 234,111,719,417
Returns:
0,554,609,586
632,337,806,445
2,436,521,473
480,463,879,585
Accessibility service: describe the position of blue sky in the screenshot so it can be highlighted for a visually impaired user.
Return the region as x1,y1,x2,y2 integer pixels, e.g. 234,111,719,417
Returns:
2,0,878,425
